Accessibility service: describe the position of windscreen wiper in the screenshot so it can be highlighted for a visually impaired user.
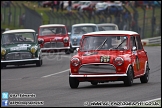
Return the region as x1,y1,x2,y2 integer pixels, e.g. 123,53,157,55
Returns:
114,38,126,49
95,38,108,51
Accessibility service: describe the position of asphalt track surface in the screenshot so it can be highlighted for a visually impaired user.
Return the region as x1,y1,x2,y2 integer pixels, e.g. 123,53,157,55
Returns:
1,46,161,107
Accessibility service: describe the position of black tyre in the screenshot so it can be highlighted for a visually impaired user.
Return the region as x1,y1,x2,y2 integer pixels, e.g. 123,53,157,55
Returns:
140,63,149,83
124,66,134,86
1,64,7,69
69,77,79,89
65,49,71,54
36,59,42,67
91,81,98,85
70,45,74,53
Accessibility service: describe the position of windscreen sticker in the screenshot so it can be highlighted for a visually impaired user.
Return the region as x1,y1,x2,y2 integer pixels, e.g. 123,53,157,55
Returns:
17,44,31,47
10,46,27,51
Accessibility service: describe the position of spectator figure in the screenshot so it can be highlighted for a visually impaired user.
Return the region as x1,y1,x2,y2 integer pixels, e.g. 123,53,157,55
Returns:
52,1,57,12
38,1,41,8
60,1,64,11
151,15,156,34
67,1,72,12
131,19,136,31
8,11,12,25
21,13,25,26
56,1,60,12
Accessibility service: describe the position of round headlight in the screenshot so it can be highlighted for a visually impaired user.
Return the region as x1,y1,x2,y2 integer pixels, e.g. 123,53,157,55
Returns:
73,38,77,42
71,58,80,67
38,38,44,42
1,48,6,55
114,57,124,66
31,47,37,53
63,37,69,43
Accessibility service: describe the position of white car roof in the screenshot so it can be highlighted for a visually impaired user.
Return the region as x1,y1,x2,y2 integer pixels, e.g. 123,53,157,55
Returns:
2,29,35,34
97,23,118,26
72,23,97,27
40,24,65,27
84,30,139,35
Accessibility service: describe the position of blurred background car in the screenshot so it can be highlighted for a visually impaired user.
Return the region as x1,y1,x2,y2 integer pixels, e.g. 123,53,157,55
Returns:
41,1,53,8
97,23,119,31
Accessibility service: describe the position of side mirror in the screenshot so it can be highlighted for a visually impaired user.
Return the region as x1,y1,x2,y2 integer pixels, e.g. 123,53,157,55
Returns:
132,46,137,51
76,48,80,52
68,32,71,37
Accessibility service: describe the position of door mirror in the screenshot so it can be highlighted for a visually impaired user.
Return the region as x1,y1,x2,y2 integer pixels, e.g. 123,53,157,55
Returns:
68,32,71,37
132,46,137,51
76,48,80,52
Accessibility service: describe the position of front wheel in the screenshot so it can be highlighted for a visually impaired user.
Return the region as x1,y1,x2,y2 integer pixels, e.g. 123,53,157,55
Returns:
1,64,7,69
65,49,71,54
36,59,42,67
140,63,149,83
91,81,98,86
70,44,74,53
124,66,134,86
69,77,79,89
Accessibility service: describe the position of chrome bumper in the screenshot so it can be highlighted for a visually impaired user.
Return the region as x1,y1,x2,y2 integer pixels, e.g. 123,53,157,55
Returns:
70,74,127,77
1,58,39,63
71,45,79,48
41,47,70,51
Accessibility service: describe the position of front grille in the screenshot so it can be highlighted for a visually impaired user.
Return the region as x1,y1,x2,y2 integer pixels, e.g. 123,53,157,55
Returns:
6,52,32,60
43,42,64,48
79,64,116,74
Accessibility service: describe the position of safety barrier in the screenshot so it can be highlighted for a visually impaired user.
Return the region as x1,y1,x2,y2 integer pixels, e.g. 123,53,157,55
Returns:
141,36,161,46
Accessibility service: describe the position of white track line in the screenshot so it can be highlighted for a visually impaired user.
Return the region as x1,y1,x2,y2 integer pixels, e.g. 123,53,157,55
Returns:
41,69,70,78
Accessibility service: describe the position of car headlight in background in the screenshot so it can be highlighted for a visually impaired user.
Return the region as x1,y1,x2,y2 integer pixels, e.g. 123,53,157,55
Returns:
1,48,6,55
63,37,69,43
114,57,124,66
31,46,37,54
73,37,77,42
38,38,44,42
71,58,80,66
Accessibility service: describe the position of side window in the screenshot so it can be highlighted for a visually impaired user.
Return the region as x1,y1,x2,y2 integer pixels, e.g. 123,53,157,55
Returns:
135,36,143,50
130,36,137,50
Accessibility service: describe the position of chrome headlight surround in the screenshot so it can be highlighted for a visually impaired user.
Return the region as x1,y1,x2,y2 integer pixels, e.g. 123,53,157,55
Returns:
30,46,38,54
63,37,69,43
71,58,80,67
73,37,77,42
1,48,6,55
38,38,44,42
114,57,124,66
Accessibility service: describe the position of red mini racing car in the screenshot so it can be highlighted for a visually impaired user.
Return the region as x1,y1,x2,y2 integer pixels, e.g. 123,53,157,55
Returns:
69,30,150,88
38,24,73,54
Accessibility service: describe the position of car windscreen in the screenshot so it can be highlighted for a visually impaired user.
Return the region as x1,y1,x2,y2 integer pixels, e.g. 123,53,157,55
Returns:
81,36,128,51
2,32,36,45
72,26,97,35
39,27,66,36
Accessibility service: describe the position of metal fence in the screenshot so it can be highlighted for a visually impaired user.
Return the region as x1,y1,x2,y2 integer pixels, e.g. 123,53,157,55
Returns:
21,3,42,33
1,2,42,33
1,2,161,39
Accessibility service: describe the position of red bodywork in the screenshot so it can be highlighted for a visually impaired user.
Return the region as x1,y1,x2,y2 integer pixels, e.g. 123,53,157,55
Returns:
38,24,70,53
69,31,149,88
